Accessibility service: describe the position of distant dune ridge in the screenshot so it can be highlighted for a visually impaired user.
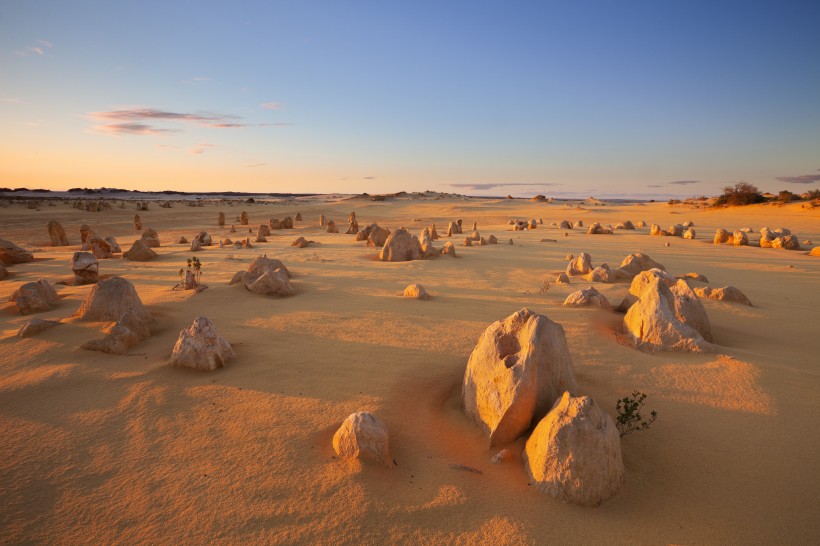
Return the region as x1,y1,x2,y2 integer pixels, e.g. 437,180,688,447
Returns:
0,192,818,544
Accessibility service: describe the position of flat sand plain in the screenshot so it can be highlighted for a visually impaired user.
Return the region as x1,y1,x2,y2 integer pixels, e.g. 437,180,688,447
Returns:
1,196,818,545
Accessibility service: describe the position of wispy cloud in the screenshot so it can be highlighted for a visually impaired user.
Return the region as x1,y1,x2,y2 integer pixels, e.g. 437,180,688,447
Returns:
95,123,176,136
362,176,375,180
182,76,211,85
668,180,700,185
17,40,52,56
261,101,282,110
190,143,215,155
89,107,269,136
1,97,23,104
774,173,820,184
246,162,267,168
449,182,560,191
647,184,664,188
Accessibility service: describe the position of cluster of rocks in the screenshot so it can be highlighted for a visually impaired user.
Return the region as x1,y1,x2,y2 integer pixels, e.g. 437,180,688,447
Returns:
72,200,113,212
553,220,583,230
461,308,624,506
76,276,153,354
230,255,294,296
650,222,695,239
509,218,540,231
563,251,665,285
586,222,613,235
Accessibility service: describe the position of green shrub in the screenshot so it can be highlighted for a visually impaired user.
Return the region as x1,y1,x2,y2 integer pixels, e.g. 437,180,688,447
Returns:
715,182,764,206
616,391,657,437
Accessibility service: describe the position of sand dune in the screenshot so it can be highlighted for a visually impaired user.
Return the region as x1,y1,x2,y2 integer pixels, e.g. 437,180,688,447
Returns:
1,196,818,544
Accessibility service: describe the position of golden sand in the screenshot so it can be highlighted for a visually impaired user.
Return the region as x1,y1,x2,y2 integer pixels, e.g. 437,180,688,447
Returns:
1,196,818,544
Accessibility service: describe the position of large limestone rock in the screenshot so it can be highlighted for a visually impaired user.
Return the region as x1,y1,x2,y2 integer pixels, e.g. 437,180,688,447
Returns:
70,251,99,284
566,252,592,276
618,252,665,278
586,223,612,235
141,228,160,248
694,285,752,306
233,255,294,296
134,214,142,231
124,239,158,261
440,241,456,257
733,230,748,246
649,224,664,236
0,239,34,265
326,220,339,233
623,271,713,352
714,229,731,244
559,220,572,230
403,284,429,300
87,235,114,259
345,219,359,235
218,212,225,226
667,224,684,237
772,235,800,250
240,211,249,225
47,221,69,246
586,265,615,283
282,216,294,229
75,276,152,325
810,247,820,257
563,287,611,309
615,220,635,230
366,225,390,247
319,214,327,227
332,412,392,467
194,231,213,246
170,317,235,371
683,227,696,239
9,279,59,314
523,392,624,507
379,228,422,262
462,309,578,447
79,224,92,244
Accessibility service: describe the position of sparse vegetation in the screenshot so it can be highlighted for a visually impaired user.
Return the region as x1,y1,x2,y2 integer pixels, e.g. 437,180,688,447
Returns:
714,182,765,207
616,391,657,437
174,257,207,291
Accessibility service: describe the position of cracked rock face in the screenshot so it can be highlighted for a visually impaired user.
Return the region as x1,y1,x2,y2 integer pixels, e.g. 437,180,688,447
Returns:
71,251,99,284
170,317,235,371
523,392,625,507
9,279,59,315
462,308,577,447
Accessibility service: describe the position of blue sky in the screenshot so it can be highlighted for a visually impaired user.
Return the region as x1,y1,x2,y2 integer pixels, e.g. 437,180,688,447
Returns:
1,0,819,197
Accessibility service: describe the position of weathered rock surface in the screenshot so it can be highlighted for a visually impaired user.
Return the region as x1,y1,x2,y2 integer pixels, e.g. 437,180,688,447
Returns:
733,231,748,246
714,229,731,244
75,276,152,325
379,228,423,262
566,252,592,276
17,318,61,338
683,227,696,239
291,237,314,248
667,224,684,237
772,235,800,250
218,212,225,226
810,246,820,257
9,279,60,314
440,241,456,257
124,239,158,261
194,231,212,246
462,308,577,447
649,224,665,236
47,221,69,246
326,220,339,233
586,223,612,235
618,253,665,278
523,392,624,507
0,239,34,265
403,284,429,300
694,285,752,306
240,211,249,225
235,255,294,296
366,225,391,247
615,220,635,230
332,412,392,467
563,287,611,309
555,272,569,284
623,271,713,352
71,251,99,284
141,228,160,248
170,317,235,371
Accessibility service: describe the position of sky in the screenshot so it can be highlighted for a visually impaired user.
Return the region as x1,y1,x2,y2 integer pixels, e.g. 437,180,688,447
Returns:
1,0,819,199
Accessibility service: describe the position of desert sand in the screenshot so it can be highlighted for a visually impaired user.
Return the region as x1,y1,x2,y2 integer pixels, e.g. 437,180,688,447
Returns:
1,195,819,545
